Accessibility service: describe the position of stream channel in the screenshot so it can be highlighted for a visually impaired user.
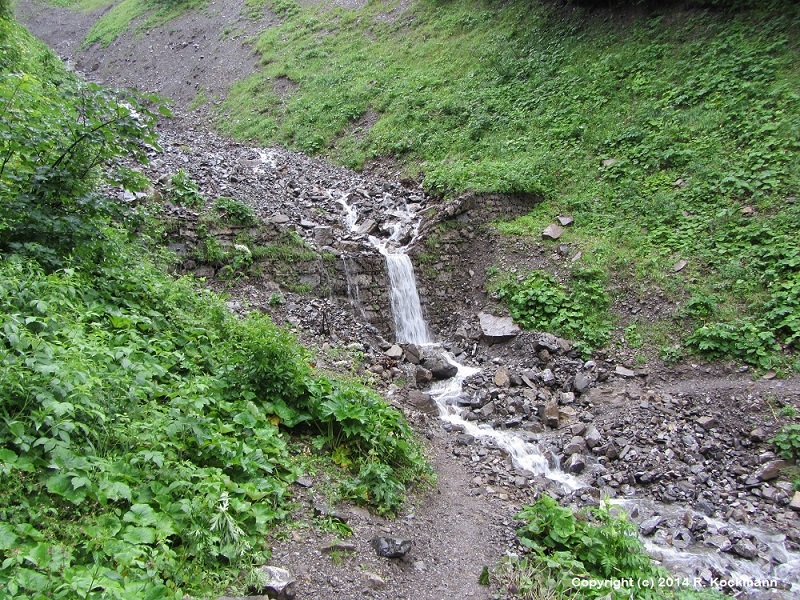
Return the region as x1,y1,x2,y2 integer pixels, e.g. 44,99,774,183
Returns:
335,193,799,597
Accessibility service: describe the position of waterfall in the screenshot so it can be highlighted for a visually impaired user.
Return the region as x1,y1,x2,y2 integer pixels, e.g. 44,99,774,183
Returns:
385,254,431,345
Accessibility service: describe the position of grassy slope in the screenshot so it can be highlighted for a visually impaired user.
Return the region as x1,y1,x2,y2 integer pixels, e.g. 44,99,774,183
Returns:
0,15,427,599
219,0,800,369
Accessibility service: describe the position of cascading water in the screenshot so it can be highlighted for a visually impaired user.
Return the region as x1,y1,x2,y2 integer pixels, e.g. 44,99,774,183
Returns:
335,192,797,596
385,254,431,345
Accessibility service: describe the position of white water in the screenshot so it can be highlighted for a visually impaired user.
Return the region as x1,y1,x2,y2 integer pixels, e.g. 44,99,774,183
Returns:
385,254,431,345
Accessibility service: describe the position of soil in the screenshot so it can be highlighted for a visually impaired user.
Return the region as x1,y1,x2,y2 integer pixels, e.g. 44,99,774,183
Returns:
14,2,800,598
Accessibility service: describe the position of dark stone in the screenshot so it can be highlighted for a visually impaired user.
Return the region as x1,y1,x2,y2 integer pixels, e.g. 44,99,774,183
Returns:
421,354,458,380
371,536,412,558
639,516,663,536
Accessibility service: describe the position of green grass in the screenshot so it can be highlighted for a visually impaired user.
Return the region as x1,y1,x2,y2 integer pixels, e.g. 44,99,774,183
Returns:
82,0,206,47
218,0,800,368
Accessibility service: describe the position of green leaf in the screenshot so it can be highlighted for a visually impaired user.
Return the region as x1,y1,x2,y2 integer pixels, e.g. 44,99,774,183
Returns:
0,524,18,550
121,526,156,545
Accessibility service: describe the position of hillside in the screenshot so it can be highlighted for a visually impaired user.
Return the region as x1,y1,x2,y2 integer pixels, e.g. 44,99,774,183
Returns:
7,0,800,598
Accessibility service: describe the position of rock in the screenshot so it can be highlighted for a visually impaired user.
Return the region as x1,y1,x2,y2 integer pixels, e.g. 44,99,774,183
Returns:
789,491,800,511
252,566,296,600
584,425,602,449
542,223,564,240
602,158,618,167
614,365,635,378
557,215,574,227
564,436,587,456
313,225,335,247
640,516,663,536
407,391,438,415
696,415,718,430
566,453,586,474
414,365,433,385
421,353,458,380
271,214,290,224
364,572,386,590
749,427,766,442
294,475,313,488
573,372,592,394
754,460,789,482
356,219,378,235
543,401,560,428
480,401,496,418
673,259,687,272
478,312,520,342
405,344,423,364
385,344,403,359
494,367,512,388
705,534,732,552
370,537,412,558
321,541,357,553
535,333,562,353
732,538,758,559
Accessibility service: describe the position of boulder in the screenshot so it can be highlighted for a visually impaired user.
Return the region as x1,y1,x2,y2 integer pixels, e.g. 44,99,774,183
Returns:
494,367,512,388
731,538,758,560
639,516,663,536
251,566,296,600
573,371,592,394
615,365,635,378
754,460,789,482
385,344,403,359
543,401,560,429
584,425,603,449
313,225,335,247
407,391,438,415
421,353,458,380
542,223,564,240
563,436,587,456
371,537,412,558
405,344,423,364
565,453,586,474
478,312,520,343
789,491,800,512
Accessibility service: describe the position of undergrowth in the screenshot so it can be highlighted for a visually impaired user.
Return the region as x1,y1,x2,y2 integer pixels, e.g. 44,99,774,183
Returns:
0,14,428,598
217,0,800,368
496,495,723,599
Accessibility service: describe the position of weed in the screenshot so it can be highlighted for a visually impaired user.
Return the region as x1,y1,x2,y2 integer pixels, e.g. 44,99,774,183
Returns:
771,425,800,460
166,169,205,209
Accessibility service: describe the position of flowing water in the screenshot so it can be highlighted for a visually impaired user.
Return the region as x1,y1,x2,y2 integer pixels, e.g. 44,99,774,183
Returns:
335,194,798,596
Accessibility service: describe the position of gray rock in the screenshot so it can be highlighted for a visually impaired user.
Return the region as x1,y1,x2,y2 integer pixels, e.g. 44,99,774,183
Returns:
573,372,592,394
564,436,587,456
480,401,496,418
407,391,438,415
385,344,403,359
415,365,433,385
732,538,758,559
754,460,789,482
543,401,560,428
696,415,718,430
252,566,296,600
673,259,687,272
364,572,386,590
615,365,635,378
584,425,602,449
535,333,562,353
565,453,586,474
557,215,574,227
705,534,732,552
494,367,512,387
542,223,564,240
421,354,458,380
371,536,412,558
321,541,357,553
271,214,290,224
639,516,663,536
313,225,335,247
405,344,423,364
789,491,800,512
478,312,520,342
356,219,378,235
294,475,313,488
749,427,767,442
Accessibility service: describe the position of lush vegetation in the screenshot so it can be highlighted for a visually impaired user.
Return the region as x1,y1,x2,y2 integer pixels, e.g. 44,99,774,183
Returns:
212,0,800,369
496,495,721,599
493,268,611,354
0,15,428,598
